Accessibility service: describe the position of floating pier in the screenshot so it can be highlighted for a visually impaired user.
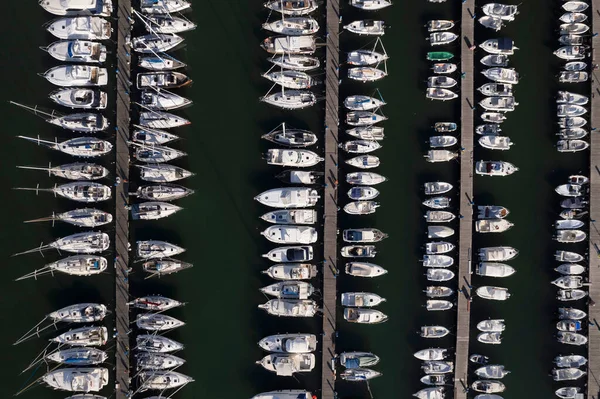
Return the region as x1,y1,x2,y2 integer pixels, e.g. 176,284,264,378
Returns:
114,1,132,398
587,3,600,397
321,0,340,398
454,1,475,398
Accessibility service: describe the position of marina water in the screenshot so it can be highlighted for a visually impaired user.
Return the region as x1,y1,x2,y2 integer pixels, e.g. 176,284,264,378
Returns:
0,0,587,398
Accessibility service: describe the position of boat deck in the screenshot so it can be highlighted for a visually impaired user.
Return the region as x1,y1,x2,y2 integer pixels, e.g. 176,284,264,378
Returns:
454,1,475,398
321,1,340,399
587,4,600,398
114,1,132,398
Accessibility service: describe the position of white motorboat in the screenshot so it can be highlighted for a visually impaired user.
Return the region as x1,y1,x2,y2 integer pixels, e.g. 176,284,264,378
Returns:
413,387,444,399
260,281,315,299
477,319,505,332
140,90,192,111
426,300,453,311
479,97,517,112
555,354,587,368
139,111,190,129
261,210,317,225
552,367,586,381
482,68,519,84
275,170,321,185
50,88,107,110
423,196,451,209
263,246,313,262
344,308,388,324
558,128,588,140
265,149,322,167
432,63,457,74
262,263,318,280
129,296,182,312
478,246,518,261
344,95,386,111
347,126,385,140
478,205,511,218
414,348,447,361
559,307,587,320
258,334,317,353
347,49,389,66
568,174,589,184
422,255,454,268
426,269,455,282
349,0,392,11
426,242,455,254
472,380,505,393
262,36,316,54
428,226,455,239
46,17,110,40
136,314,185,331
136,240,185,259
555,229,586,243
478,83,513,97
345,262,387,277
557,104,587,117
559,116,587,128
348,67,387,82
261,226,317,244
346,172,386,185
343,228,387,243
255,188,319,208
559,71,588,83
131,202,182,220
340,368,382,381
144,15,197,34
343,201,380,215
15,232,110,255
560,197,587,209
424,181,453,195
563,1,589,12
422,361,454,374
138,371,193,391
132,127,179,145
340,140,381,154
42,65,108,87
560,34,584,45
140,0,191,13
348,186,380,200
427,20,454,32
556,319,582,332
420,375,447,385
426,88,458,101
475,219,514,233
262,17,319,35
135,352,186,370
481,54,509,67
261,89,316,110
269,54,320,71
554,45,587,60
346,154,380,169
138,164,193,183
554,275,584,289
560,12,587,23
51,326,108,347
339,352,380,368
49,303,107,323
420,326,450,338
434,122,457,132
555,264,586,275
477,263,516,278
479,38,517,55
344,20,385,35
138,56,187,71
556,250,584,263
263,70,315,89
482,3,519,21
425,150,458,163
429,32,458,46
476,286,510,301
430,136,458,150
556,219,584,229
479,16,504,31
136,334,184,353
556,387,581,399
427,76,457,89
560,23,589,35
43,368,109,392
40,0,113,16
133,34,184,53
341,245,376,258
134,184,193,201
476,124,502,135
477,332,502,345
142,259,192,277
557,139,589,153
341,292,386,308
478,135,513,150
476,161,518,176
424,211,455,223
264,0,318,15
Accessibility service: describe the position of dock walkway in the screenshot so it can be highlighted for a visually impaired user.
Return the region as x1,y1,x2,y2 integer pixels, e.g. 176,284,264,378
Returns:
114,1,132,398
587,3,600,398
454,1,475,398
321,1,340,399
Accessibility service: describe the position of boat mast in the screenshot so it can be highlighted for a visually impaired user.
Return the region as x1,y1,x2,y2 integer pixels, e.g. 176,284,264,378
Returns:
16,162,57,176
10,101,61,121
13,184,59,197
17,136,61,151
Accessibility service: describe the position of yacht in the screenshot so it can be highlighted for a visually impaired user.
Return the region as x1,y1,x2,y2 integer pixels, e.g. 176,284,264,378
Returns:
482,3,519,20
414,348,447,361
559,116,587,128
25,208,112,228
432,63,457,74
423,197,451,209
346,154,380,169
139,111,190,129
262,263,318,280
346,172,386,185
556,387,581,399
42,65,108,86
348,186,380,200
414,388,444,399
136,334,184,353
476,286,510,301
136,314,185,331
258,334,317,353
138,164,194,183
133,34,184,53
17,231,111,255
425,242,454,254
265,149,322,167
135,184,194,201
261,89,316,109
276,170,322,184
425,150,458,163
479,135,513,150
347,49,389,66
262,123,317,147
425,211,455,223
140,0,191,14
426,88,458,101
482,68,519,84
477,262,516,278
349,0,392,10
262,36,316,54
260,281,315,299
480,97,517,112
263,246,313,262
18,162,108,180
40,0,113,16
143,259,193,277
560,23,589,35
558,128,588,140
133,127,180,145
427,226,454,239
269,54,320,71
255,187,319,208
558,289,587,302
346,111,387,126
344,308,388,324
340,368,382,381
479,38,518,55
46,16,111,40
478,246,518,261
420,326,450,338
559,71,588,83
262,17,319,35
559,307,587,320
344,95,386,111
343,228,387,243
264,0,319,15
341,245,376,258
345,262,387,277
477,319,505,332
341,292,385,307
44,40,106,65
43,368,109,392
257,353,315,375
348,67,387,82
51,326,108,347
344,20,385,35
41,255,108,277
554,45,587,60
476,161,519,176
479,15,504,31
46,347,108,366
17,182,111,203
429,32,458,45
343,201,380,215
426,300,453,311
50,88,107,110
129,296,182,312
552,367,586,381
136,240,185,259
340,140,381,154
261,226,317,244
555,219,584,229
481,54,509,67
49,303,107,323
258,299,318,317
557,91,588,105
557,104,587,117
420,375,447,385
422,255,454,268
426,269,455,282
428,76,457,88
50,112,109,133
136,352,186,370
131,202,182,220
134,145,186,163
138,371,194,391
144,15,197,34
260,209,317,225
137,72,192,90
138,56,187,71
263,70,315,89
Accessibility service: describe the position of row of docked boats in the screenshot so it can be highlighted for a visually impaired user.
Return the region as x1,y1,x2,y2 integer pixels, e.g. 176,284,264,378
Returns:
425,18,458,102
478,3,519,32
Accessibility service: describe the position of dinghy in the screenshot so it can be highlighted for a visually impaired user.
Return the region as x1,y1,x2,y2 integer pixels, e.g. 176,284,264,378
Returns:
423,197,451,209
559,71,588,83
426,300,453,311
557,289,587,301
426,88,458,101
476,286,510,301
136,334,184,353
422,255,454,268
478,83,513,97
555,264,586,275
348,67,387,82
341,292,385,307
560,12,588,23
134,184,194,201
427,20,454,32
340,368,382,381
339,352,380,367
429,32,458,45
552,367,586,381
275,170,322,184
260,281,315,299
557,140,589,153
477,332,502,345
482,3,519,21
424,181,453,195
344,201,379,215
478,246,518,261
346,154,380,169
478,205,511,218
340,140,381,154
479,16,504,31
344,308,388,324
261,89,316,110
133,34,184,54
481,54,509,67
268,54,320,71
428,226,455,239
479,38,517,55
426,269,455,282
560,23,589,35
420,326,450,338
414,348,447,361
264,0,319,15
476,219,514,233
46,17,111,40
426,242,455,254
255,188,319,208
344,20,385,35
346,172,386,185
40,0,113,16
482,68,519,84
348,186,380,200
258,334,317,353
476,161,518,176
346,126,385,140
265,149,322,167
262,17,319,36
478,135,513,150
263,246,314,262
481,112,507,123
555,251,584,263
45,40,107,64
555,219,584,229
432,63,457,74
262,36,316,54
427,52,454,61
477,263,516,278
470,355,490,365
471,380,505,393
563,1,589,12
422,361,454,374
425,211,455,223
347,50,389,66
138,164,193,183
425,150,458,163
258,299,318,317
42,65,107,87
555,230,586,243
138,371,193,391
51,326,108,347
477,319,505,332
556,387,581,399
261,226,317,244
345,262,387,277
349,0,392,10
413,388,444,399
262,264,318,280
555,354,587,368
137,240,185,259
554,45,587,60
42,368,109,392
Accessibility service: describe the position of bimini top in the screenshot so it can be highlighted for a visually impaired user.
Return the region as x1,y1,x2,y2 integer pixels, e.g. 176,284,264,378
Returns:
495,37,514,51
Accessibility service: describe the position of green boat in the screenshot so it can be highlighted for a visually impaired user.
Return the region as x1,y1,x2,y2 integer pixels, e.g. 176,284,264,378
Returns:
427,52,454,61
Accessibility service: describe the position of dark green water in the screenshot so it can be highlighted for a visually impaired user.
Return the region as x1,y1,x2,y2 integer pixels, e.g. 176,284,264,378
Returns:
0,0,586,398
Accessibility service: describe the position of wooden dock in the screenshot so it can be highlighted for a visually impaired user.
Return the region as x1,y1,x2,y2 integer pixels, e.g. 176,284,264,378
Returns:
454,1,475,398
321,0,340,398
587,4,600,398
114,1,132,398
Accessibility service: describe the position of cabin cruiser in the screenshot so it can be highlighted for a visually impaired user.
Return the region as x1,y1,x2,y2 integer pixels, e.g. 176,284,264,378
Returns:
479,97,517,112
340,368,382,381
425,211,455,223
426,269,455,282
348,186,380,200
341,292,385,307
349,0,392,10
142,259,192,277
475,219,513,233
478,246,518,261
136,314,185,331
138,164,193,183
476,286,510,301
40,0,113,17
42,367,109,392
134,184,193,201
138,371,194,391
481,54,509,67
477,262,515,278
348,67,387,82
420,326,450,338
49,303,107,323
344,200,378,216
140,0,191,14
260,281,315,300
557,104,587,117
344,308,388,324
472,380,505,393
261,226,317,244
346,154,380,169
46,347,108,366
478,135,513,150
252,391,314,399
478,83,513,97
343,229,387,243
482,68,519,84
346,172,386,185
424,181,453,195
42,65,107,86
420,375,447,386
261,89,316,109
261,210,317,225
46,16,111,40
427,20,454,32
423,197,451,209
557,140,589,153
427,226,455,239
478,205,509,219
477,319,505,332
344,95,386,111
136,240,185,259
426,88,458,101
482,3,519,21
262,17,319,36
554,45,587,60
478,332,502,345
265,149,322,167
344,20,385,35
262,264,318,280
426,300,453,311
51,326,108,347
432,63,457,74
345,262,387,277
425,150,458,163
264,0,318,15
422,361,454,374
422,255,454,268
138,56,187,71
263,246,314,262
426,242,454,254
258,334,317,353
133,34,184,53
476,124,502,135
429,32,458,45
137,335,184,353
559,71,588,83
40,255,108,276
557,91,588,105
262,36,316,54
341,245,376,258
131,202,182,220
555,263,586,275
269,54,320,71
262,125,317,147
145,15,197,34
555,250,584,263
50,88,107,110
476,161,518,176
347,49,389,66
258,299,318,317
552,367,586,381
558,128,588,140
263,70,315,89
255,187,319,208
257,353,315,376
479,38,517,55
413,387,444,399
555,230,586,243
555,355,587,368
137,72,191,90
